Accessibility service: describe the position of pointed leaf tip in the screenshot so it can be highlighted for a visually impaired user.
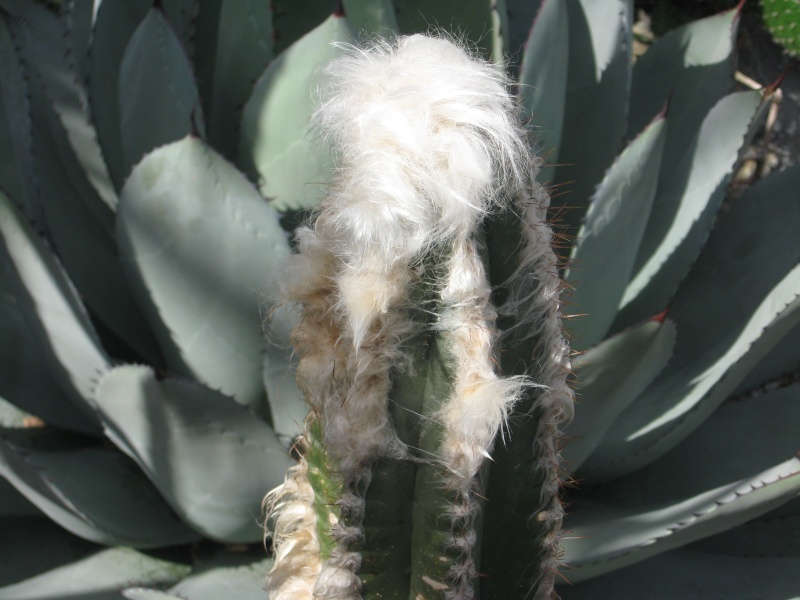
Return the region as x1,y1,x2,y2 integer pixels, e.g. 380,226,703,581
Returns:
651,307,670,323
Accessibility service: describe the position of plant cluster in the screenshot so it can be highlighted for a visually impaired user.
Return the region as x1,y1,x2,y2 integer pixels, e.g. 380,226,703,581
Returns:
0,1,797,599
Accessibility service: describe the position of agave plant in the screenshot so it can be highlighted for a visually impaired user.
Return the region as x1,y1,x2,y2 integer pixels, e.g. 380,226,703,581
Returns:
0,0,797,599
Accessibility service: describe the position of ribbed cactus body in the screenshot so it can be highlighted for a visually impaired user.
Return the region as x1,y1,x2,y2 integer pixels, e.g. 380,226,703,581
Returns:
265,35,573,600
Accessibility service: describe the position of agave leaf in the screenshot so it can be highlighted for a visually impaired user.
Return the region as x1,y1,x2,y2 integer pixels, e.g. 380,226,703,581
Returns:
119,8,205,182
127,548,272,600
551,0,632,234
563,318,675,472
239,13,352,211
618,90,770,326
0,19,39,225
0,191,108,423
493,0,510,69
394,0,500,61
93,365,295,543
562,384,800,581
263,303,304,441
0,396,29,429
0,0,118,213
505,0,544,61
162,0,199,58
689,496,800,558
124,591,183,600
26,69,162,364
0,516,98,586
342,0,399,38
118,136,290,413
272,0,332,56
62,0,93,85
0,428,199,548
732,320,800,395
194,0,273,161
0,296,99,434
559,549,800,599
566,112,667,349
626,6,739,159
0,547,191,600
581,166,800,480
519,0,568,185
87,0,151,189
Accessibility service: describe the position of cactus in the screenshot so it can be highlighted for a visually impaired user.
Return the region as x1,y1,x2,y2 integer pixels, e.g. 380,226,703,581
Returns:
264,36,571,599
761,0,800,57
0,1,798,599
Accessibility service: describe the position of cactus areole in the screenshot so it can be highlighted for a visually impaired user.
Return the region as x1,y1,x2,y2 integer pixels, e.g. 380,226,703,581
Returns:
265,35,573,600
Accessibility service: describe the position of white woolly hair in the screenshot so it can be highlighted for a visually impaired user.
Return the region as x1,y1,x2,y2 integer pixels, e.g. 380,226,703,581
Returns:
311,34,531,346
263,459,321,599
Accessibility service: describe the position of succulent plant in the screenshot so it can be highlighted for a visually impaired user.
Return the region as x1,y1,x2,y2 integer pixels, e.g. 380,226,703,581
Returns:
761,0,800,58
0,0,798,599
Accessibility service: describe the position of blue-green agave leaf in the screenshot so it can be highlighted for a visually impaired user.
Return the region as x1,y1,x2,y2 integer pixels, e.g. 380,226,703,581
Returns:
87,0,151,190
0,429,199,547
394,0,501,62
0,476,38,517
493,0,511,70
505,0,544,62
0,516,98,586
62,0,93,86
118,136,291,414
733,320,800,395
26,70,162,364
342,0,399,38
559,549,800,599
194,0,273,161
563,318,675,472
626,6,739,161
263,303,304,441
566,112,667,349
239,13,352,211
272,0,332,56
618,89,770,326
689,496,800,558
550,0,632,233
0,296,98,434
563,384,800,582
119,9,205,182
0,395,29,429
93,365,295,543
0,0,118,213
126,549,272,600
581,165,800,480
0,547,191,600
162,0,199,59
0,191,108,423
519,0,568,185
0,19,39,225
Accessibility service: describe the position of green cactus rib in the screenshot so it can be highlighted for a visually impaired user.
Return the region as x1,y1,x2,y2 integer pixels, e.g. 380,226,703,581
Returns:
761,0,800,57
305,418,344,562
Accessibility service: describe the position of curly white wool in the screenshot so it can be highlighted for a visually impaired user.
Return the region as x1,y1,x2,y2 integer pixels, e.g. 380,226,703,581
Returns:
313,34,529,347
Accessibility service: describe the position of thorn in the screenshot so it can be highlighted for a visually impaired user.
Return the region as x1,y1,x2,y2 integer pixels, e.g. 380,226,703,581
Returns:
766,66,791,93
651,306,670,323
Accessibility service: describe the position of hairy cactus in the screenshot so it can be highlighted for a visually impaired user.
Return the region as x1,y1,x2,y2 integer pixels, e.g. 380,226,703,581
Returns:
0,1,798,599
265,35,572,599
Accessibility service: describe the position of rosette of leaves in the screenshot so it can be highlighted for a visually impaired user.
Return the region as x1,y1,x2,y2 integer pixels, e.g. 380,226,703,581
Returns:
0,0,311,597
518,1,800,597
0,1,797,599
